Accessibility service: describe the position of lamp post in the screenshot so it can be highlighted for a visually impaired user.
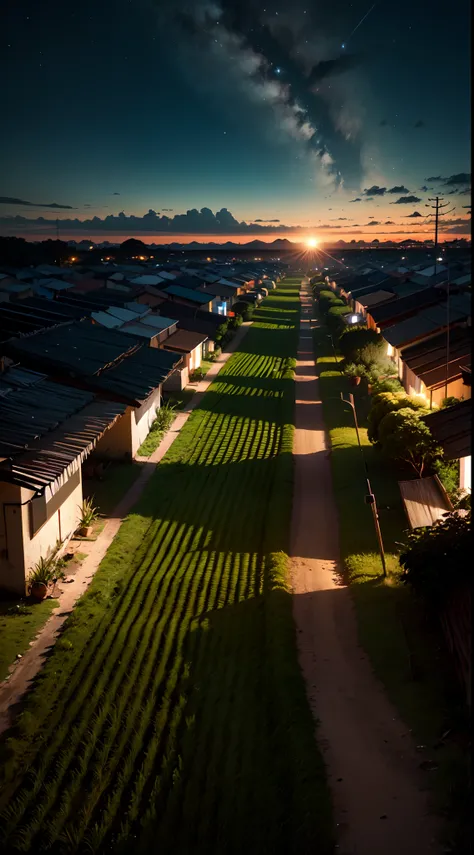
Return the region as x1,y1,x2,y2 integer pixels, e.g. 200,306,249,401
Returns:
340,392,388,577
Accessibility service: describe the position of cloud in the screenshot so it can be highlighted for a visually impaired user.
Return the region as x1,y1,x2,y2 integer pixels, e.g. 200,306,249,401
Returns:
0,196,75,209
330,217,349,220
419,185,429,192
444,172,471,186
462,205,471,208
254,218,280,222
307,53,361,85
162,208,174,211
349,197,361,202
84,204,92,208
365,220,381,226
391,195,422,204
384,220,395,224
425,175,441,181
363,185,386,196
406,211,422,217
0,206,342,236
112,192,121,195
414,120,425,128
441,223,472,235
387,185,410,194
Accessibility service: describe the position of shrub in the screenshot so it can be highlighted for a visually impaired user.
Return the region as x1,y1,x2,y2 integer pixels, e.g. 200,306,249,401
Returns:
327,304,351,333
214,321,229,343
399,510,471,606
440,396,462,409
338,327,384,363
371,377,403,395
378,407,441,476
367,392,428,444
229,314,243,330
343,361,367,379
433,458,460,497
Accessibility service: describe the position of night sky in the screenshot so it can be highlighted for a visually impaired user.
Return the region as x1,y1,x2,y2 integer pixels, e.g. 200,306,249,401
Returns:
0,0,471,243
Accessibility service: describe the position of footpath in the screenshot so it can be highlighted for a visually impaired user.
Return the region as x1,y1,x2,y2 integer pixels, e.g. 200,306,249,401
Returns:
290,284,439,855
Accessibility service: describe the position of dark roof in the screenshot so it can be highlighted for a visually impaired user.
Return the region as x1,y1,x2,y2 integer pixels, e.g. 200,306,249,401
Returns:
162,284,213,305
368,286,441,327
156,301,225,335
0,368,126,494
383,296,470,348
423,400,471,459
198,281,236,298
402,327,471,389
2,321,181,406
162,329,208,354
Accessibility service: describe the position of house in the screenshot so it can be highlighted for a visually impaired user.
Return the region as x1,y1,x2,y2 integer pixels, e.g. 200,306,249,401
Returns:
1,321,182,460
154,301,227,354
160,283,214,312
399,327,471,407
424,400,471,493
367,286,443,332
382,294,471,370
0,366,126,594
162,329,209,390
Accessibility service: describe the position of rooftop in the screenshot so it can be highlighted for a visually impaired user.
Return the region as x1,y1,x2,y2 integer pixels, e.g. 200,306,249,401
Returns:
423,400,471,460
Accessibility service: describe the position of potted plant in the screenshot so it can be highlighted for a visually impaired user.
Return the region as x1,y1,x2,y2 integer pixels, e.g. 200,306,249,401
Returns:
77,497,99,537
344,362,364,387
28,553,65,601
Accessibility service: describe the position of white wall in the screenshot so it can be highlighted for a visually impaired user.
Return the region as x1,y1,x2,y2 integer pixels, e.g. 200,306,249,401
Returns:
0,474,83,595
132,386,161,455
460,456,471,493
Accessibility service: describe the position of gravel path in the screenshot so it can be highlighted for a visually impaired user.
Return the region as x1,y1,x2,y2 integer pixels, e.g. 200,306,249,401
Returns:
290,285,439,855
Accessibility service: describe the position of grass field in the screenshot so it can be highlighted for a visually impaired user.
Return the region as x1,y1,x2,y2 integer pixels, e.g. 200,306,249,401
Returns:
312,321,470,852
0,280,333,855
0,597,58,684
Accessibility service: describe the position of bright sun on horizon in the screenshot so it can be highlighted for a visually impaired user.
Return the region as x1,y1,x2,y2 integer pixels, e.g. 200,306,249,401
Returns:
306,237,319,248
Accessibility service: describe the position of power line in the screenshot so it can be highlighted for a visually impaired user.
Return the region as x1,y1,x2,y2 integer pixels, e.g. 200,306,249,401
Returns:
425,196,454,276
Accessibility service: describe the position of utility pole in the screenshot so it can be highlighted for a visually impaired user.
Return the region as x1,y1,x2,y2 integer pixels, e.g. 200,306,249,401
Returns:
425,196,455,276
340,392,388,577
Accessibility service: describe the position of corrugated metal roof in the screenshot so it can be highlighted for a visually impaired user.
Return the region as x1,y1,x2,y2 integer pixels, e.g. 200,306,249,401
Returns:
106,306,140,322
402,328,471,389
399,475,453,529
136,314,177,331
358,290,395,308
0,397,127,496
384,298,470,348
424,400,471,460
120,322,160,340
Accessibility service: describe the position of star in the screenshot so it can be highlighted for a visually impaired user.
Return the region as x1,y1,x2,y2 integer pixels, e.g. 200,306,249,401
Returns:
275,67,281,74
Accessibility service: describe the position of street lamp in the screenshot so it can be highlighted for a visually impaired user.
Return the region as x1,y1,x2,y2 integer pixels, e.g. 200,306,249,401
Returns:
340,392,388,577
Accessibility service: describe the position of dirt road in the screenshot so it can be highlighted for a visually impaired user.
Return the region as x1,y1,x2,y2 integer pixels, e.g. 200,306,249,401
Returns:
290,285,439,855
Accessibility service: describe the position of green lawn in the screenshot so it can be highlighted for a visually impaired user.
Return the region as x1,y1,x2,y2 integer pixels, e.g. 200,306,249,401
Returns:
0,279,334,855
0,597,58,683
313,321,470,853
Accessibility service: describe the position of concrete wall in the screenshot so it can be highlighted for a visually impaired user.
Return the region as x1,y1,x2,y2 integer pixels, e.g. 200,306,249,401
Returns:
132,386,161,455
0,472,83,595
163,366,188,391
93,409,133,460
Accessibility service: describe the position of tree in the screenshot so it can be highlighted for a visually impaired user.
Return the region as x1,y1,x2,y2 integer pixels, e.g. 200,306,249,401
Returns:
400,511,471,605
378,408,441,476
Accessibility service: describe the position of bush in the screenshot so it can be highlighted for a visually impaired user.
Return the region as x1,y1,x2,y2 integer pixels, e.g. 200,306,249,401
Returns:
229,314,243,330
233,301,254,321
214,321,229,343
338,327,384,363
371,377,403,395
343,361,367,379
378,407,440,476
440,396,462,409
367,392,428,444
327,304,351,333
400,510,471,606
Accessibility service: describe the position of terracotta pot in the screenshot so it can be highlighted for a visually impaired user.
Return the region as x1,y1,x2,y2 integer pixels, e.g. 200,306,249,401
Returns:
350,376,361,386
78,525,92,537
31,581,48,601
